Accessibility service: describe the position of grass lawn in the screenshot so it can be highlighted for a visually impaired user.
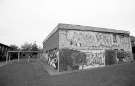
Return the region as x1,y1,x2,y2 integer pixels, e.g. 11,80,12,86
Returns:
0,59,135,86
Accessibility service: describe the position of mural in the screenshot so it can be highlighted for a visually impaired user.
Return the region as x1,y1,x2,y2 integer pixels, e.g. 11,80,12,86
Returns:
85,50,105,66
80,50,105,66
118,35,131,51
59,30,133,66
46,48,58,69
44,30,132,72
59,48,86,72
117,50,132,63
59,30,131,51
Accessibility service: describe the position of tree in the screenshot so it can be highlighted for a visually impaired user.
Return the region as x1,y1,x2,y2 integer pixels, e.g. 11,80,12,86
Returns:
9,44,19,51
31,42,39,51
21,42,40,51
21,42,32,51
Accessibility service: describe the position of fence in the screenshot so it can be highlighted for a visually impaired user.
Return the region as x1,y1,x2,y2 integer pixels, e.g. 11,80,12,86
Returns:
0,51,42,67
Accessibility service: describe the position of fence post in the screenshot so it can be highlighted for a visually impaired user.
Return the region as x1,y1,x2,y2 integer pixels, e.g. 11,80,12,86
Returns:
28,55,30,62
18,51,20,62
57,51,59,72
82,64,84,70
9,55,10,62
6,51,8,64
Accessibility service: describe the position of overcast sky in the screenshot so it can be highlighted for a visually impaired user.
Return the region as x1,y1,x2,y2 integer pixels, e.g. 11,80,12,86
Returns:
0,0,135,48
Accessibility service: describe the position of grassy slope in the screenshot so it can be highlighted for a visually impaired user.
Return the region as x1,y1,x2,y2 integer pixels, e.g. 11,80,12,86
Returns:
0,59,135,86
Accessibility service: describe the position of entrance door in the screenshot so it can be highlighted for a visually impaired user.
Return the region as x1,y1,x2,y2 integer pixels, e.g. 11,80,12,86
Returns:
105,50,117,65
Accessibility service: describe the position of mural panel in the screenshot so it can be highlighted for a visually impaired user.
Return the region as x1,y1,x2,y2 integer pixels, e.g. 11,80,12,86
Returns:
59,30,132,51
59,30,133,65
81,50,105,66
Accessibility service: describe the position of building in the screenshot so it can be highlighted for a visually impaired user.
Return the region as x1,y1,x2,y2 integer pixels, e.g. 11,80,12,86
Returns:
130,36,135,60
43,23,133,72
130,36,135,47
0,43,12,62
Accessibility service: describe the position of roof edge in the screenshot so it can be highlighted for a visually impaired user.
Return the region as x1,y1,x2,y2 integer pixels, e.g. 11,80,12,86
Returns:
43,23,130,44
58,23,130,34
43,24,59,44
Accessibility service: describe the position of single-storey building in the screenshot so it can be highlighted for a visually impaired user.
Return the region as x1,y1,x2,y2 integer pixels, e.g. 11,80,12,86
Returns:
0,43,12,62
43,23,133,72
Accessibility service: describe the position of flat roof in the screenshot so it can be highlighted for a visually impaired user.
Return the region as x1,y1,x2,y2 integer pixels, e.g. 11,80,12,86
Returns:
43,23,130,43
0,43,11,48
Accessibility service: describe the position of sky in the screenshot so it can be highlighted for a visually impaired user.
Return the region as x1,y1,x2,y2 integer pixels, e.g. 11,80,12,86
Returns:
0,0,135,48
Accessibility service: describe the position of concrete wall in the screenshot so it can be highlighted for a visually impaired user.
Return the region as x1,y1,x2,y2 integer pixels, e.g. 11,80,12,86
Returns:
42,31,59,69
59,30,132,51
43,29,133,72
59,30,133,69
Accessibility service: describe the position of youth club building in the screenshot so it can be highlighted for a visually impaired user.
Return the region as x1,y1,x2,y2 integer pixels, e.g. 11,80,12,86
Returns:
43,23,133,72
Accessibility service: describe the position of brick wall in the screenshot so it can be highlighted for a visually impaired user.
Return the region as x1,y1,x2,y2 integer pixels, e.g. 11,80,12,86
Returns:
59,30,133,68
43,30,59,52
43,29,133,72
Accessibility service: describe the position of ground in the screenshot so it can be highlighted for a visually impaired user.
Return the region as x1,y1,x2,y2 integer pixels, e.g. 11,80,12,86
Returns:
0,59,135,86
